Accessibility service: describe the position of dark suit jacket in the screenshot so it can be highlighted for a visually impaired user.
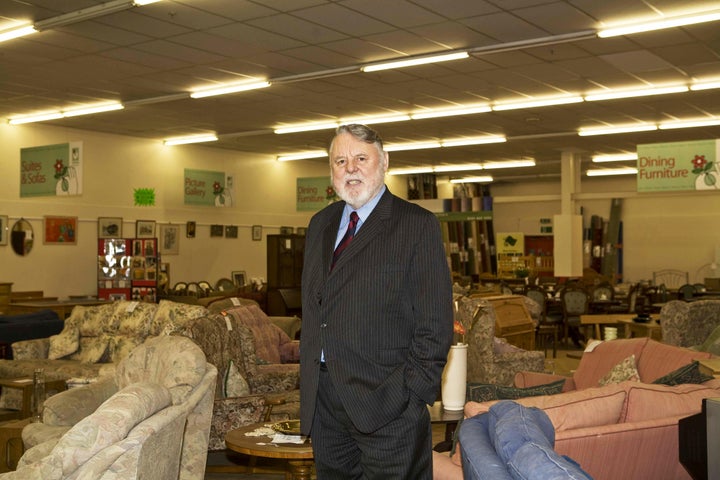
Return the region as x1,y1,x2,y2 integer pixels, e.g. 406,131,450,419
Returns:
300,188,453,434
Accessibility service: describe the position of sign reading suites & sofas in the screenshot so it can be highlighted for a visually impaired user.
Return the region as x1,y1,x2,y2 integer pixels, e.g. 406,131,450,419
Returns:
637,139,719,192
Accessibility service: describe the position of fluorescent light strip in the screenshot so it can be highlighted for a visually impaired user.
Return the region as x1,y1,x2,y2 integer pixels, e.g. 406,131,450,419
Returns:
388,160,534,176
691,81,720,91
341,114,411,125
441,136,506,147
578,124,657,136
134,0,162,5
592,153,637,163
450,176,493,183
492,96,583,111
387,167,434,175
63,102,124,117
277,151,328,162
274,122,339,134
598,10,720,38
164,134,218,146
659,118,720,130
190,81,270,99
585,85,688,101
411,105,491,119
0,24,37,43
361,52,469,72
433,164,484,173
482,159,536,169
586,168,638,177
9,111,63,125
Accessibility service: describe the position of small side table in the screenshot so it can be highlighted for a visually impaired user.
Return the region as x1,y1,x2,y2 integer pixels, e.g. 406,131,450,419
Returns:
428,401,464,452
698,358,720,379
0,418,30,472
0,378,67,420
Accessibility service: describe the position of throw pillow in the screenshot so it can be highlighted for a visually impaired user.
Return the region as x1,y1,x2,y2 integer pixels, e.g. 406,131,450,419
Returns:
651,361,714,386
69,337,110,364
467,379,566,403
48,326,80,359
598,354,640,386
223,359,250,398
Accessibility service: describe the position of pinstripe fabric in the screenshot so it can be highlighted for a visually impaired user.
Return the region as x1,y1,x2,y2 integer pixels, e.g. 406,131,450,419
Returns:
300,188,454,475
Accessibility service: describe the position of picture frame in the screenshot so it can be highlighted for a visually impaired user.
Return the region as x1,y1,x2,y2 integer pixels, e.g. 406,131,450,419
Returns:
296,227,307,236
210,224,224,237
186,221,196,238
252,224,262,241
280,226,294,235
98,217,122,239
0,215,8,246
136,220,156,238
225,225,238,238
159,224,180,255
43,216,78,244
232,270,247,287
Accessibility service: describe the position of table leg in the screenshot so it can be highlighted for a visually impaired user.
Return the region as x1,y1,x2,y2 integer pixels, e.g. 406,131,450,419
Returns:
287,460,313,480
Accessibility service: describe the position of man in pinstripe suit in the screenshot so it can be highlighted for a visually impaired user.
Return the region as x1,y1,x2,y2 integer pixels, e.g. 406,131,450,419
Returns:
300,124,454,478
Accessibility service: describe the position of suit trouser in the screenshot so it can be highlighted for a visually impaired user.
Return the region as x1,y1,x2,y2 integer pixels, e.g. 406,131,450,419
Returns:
311,364,433,480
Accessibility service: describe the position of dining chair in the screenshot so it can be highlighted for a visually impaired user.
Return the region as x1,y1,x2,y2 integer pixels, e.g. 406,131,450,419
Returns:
524,285,559,358
560,285,590,347
677,284,697,301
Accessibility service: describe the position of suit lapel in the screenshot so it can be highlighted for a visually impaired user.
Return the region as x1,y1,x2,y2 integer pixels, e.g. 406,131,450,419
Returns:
330,189,393,272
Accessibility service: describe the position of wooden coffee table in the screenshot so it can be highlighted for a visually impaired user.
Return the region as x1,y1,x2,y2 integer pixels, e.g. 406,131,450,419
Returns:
0,378,67,420
225,422,314,480
428,401,464,452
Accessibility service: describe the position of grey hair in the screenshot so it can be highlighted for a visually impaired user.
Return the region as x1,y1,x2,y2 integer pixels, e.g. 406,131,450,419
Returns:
329,124,385,153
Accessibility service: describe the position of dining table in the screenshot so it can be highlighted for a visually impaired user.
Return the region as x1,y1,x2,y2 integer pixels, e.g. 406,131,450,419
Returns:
9,298,108,319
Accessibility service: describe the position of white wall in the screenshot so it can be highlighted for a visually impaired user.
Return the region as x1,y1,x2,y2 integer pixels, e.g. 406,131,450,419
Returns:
1,121,718,298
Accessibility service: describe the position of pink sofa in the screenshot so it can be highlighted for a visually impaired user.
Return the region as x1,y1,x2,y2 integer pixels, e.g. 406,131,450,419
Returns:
434,338,720,480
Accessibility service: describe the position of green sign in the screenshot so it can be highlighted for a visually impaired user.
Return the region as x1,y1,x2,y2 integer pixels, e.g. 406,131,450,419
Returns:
20,142,83,197
184,169,231,206
134,188,156,206
637,139,719,192
297,177,338,211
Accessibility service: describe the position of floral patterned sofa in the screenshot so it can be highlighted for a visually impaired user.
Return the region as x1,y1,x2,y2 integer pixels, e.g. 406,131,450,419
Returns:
456,295,545,386
3,336,217,480
0,300,209,412
660,299,720,351
182,302,300,451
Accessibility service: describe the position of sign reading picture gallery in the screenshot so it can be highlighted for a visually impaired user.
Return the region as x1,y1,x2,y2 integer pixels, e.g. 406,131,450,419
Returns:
183,169,234,207
20,142,83,197
637,139,719,192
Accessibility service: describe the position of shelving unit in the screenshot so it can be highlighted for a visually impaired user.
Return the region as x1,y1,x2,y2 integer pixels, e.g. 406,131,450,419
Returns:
436,210,495,279
97,238,158,302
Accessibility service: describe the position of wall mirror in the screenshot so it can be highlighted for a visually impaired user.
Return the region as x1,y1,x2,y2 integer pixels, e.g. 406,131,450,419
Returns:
11,218,34,256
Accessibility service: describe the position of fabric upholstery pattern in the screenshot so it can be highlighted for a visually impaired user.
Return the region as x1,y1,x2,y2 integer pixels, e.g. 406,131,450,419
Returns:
151,300,208,336
69,336,111,363
698,324,720,355
652,361,714,386
598,354,640,386
467,379,565,402
47,326,79,360
112,301,157,337
660,299,720,347
223,359,250,397
460,295,545,386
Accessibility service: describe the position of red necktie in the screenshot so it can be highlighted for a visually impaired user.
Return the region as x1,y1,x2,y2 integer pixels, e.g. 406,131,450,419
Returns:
331,211,359,270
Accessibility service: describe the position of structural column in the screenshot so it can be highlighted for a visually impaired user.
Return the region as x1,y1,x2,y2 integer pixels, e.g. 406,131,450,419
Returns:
554,151,583,277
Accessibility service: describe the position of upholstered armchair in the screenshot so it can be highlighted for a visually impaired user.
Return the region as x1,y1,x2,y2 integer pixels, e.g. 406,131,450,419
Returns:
182,304,300,451
457,295,545,387
8,335,217,480
660,299,720,349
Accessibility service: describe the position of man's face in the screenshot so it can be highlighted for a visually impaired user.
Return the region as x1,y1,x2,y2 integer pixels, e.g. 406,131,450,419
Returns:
330,132,388,210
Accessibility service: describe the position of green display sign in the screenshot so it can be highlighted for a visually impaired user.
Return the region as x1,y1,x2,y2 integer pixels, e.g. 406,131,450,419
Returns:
20,142,83,197
297,177,338,211
184,169,232,206
637,139,719,192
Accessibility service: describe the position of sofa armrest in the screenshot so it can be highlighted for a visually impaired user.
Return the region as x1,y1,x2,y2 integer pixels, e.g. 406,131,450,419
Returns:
42,377,118,426
514,371,575,391
279,340,300,363
208,394,267,451
11,338,50,360
269,316,301,340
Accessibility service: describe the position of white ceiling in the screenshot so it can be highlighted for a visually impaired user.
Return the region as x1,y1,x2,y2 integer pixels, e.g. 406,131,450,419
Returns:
2,0,720,182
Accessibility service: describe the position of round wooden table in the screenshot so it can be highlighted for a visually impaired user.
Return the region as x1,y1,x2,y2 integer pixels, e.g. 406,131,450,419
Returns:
225,423,314,480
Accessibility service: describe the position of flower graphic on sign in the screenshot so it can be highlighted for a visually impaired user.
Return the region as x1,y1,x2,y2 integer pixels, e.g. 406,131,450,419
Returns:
326,186,339,204
53,158,78,195
213,181,227,206
691,154,719,190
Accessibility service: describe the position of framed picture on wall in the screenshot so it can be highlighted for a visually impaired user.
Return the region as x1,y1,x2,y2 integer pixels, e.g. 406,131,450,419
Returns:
136,220,156,238
225,225,238,238
252,225,262,241
232,270,247,287
159,224,180,255
43,216,78,244
186,221,196,238
98,217,122,238
210,224,224,237
0,215,8,246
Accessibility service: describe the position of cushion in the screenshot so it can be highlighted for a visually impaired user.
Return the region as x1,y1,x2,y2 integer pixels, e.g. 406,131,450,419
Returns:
224,304,291,364
598,354,640,386
572,338,647,390
48,326,80,359
69,336,111,363
623,382,720,423
150,300,208,336
112,301,157,337
635,339,712,382
110,335,145,363
651,361,714,386
223,359,250,398
66,303,118,336
467,380,565,402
